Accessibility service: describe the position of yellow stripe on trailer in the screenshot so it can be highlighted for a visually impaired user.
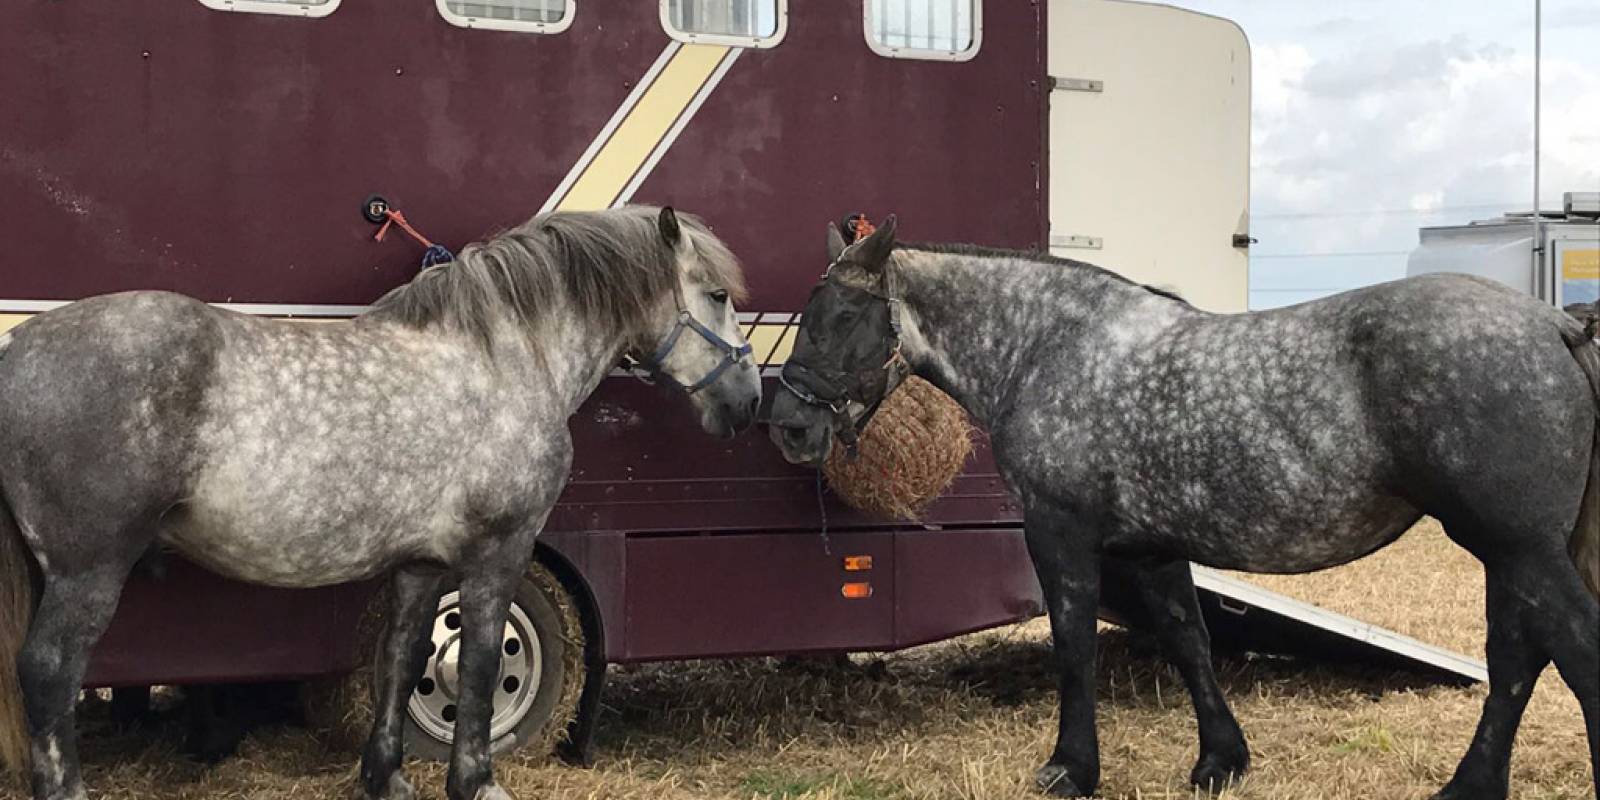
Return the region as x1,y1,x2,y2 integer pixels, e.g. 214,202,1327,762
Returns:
743,321,798,367
556,44,731,212
0,315,29,335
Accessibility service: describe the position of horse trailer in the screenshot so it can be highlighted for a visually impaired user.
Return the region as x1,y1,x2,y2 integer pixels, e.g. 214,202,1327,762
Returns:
0,0,1481,764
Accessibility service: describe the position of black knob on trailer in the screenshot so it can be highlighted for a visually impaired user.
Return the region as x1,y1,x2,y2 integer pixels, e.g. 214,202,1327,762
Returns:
363,194,391,224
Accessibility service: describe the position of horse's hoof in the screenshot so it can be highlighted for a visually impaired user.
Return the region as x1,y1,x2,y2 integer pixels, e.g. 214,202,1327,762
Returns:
474,783,514,800
1427,786,1503,800
369,773,416,800
1190,746,1249,791
1428,771,1507,800
1034,764,1088,797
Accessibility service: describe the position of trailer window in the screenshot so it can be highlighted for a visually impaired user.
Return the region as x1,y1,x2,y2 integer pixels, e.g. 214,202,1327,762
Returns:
437,0,573,33
196,0,340,18
661,0,787,49
866,0,982,62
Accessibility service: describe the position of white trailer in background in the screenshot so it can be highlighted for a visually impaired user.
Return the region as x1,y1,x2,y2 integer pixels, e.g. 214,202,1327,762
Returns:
1049,0,1252,313
1408,192,1600,312
1056,0,1485,683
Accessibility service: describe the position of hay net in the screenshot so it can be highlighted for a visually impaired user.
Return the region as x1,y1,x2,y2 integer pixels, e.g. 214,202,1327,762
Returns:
821,376,973,521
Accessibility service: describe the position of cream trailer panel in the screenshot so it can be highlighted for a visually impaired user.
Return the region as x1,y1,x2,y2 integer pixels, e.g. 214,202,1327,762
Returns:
1049,0,1251,313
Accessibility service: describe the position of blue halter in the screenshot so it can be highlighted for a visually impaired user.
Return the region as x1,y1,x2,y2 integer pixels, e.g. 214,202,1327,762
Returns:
636,309,752,395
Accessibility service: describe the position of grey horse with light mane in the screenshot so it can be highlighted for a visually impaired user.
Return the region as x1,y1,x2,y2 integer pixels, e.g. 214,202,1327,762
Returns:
767,218,1599,800
0,205,760,800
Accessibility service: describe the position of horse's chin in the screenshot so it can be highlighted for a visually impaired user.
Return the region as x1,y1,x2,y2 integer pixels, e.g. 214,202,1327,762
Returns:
689,388,759,439
783,447,829,468
768,423,833,467
698,404,744,440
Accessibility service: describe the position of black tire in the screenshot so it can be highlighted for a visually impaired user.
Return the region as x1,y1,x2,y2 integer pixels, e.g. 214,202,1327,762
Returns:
304,562,586,761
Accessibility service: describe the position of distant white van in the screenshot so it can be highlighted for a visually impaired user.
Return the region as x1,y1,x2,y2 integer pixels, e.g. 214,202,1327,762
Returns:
1408,191,1599,315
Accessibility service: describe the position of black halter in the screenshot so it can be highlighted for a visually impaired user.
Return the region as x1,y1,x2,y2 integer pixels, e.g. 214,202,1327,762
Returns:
777,262,911,457
631,293,752,395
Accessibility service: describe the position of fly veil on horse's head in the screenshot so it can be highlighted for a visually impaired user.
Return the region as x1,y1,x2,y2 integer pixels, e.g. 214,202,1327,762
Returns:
768,215,910,465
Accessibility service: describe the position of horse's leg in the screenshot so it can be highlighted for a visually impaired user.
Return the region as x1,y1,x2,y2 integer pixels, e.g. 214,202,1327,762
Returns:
1110,558,1248,789
444,528,541,800
360,563,445,800
1510,549,1599,795
1434,547,1597,799
1024,506,1102,798
18,565,133,800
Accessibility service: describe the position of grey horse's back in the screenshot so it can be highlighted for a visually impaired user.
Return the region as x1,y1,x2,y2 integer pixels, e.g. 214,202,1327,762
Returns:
0,291,223,569
1335,275,1597,565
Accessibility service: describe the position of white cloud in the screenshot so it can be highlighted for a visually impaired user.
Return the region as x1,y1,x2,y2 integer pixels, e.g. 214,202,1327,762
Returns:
1177,1,1598,307
1242,27,1597,302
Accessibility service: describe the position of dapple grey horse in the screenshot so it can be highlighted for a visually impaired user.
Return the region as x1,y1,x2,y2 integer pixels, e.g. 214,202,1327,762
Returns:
0,206,760,800
768,218,1599,799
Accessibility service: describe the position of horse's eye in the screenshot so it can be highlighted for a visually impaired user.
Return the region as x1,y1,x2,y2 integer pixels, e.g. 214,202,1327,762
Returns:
709,290,729,304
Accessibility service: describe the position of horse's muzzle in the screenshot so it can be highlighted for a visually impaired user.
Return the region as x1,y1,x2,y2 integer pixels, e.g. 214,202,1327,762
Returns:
765,391,835,466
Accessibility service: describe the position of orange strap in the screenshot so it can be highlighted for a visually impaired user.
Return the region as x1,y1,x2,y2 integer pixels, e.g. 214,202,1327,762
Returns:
374,209,435,249
852,214,876,241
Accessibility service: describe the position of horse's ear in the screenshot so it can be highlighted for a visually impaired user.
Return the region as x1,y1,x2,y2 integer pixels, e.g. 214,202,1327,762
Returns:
658,207,682,248
826,222,848,261
847,214,897,273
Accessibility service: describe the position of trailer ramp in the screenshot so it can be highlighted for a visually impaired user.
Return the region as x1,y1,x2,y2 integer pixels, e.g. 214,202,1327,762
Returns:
1100,564,1487,684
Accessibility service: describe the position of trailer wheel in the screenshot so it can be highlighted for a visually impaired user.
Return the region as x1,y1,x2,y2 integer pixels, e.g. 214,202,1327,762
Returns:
304,562,586,761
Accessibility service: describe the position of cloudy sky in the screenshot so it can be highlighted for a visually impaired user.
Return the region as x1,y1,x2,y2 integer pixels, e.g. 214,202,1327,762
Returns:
1172,0,1600,308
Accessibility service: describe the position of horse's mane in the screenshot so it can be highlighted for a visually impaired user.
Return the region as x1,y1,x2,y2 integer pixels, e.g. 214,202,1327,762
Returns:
367,206,745,350
895,241,1190,305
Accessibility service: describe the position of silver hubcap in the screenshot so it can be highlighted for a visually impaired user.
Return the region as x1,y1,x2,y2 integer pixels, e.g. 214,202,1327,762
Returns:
407,590,543,745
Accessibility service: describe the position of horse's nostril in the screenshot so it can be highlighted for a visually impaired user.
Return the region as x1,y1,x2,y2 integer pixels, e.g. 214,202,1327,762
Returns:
746,396,759,417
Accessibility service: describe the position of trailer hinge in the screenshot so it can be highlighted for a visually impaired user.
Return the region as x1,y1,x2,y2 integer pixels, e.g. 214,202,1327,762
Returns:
1050,234,1103,250
1233,234,1257,249
1049,76,1104,93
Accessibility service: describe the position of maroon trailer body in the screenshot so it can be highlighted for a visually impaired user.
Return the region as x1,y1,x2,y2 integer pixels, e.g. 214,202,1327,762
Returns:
2,0,1488,762
2,0,1049,755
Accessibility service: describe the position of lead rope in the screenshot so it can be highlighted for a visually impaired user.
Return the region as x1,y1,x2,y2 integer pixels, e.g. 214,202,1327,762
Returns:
374,208,455,269
815,468,831,556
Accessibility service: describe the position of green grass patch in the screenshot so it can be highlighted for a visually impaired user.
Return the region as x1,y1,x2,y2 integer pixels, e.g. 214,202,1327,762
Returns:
739,769,899,799
1334,724,1398,754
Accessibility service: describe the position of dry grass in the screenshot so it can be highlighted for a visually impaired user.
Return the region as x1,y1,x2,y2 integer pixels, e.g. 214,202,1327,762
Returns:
0,520,1590,800
823,377,974,521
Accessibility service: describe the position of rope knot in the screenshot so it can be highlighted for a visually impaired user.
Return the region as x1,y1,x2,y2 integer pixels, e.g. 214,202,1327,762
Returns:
375,209,455,269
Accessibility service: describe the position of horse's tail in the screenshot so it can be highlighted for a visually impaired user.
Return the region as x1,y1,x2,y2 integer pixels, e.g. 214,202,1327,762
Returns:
0,332,35,775
1559,302,1600,599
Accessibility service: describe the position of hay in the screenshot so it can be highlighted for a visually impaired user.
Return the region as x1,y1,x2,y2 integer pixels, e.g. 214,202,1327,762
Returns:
299,586,384,753
0,505,33,781
822,377,974,520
